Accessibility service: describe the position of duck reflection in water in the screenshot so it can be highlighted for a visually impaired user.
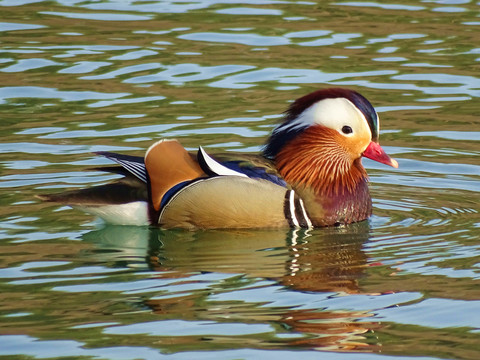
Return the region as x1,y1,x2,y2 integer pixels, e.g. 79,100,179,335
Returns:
82,222,381,352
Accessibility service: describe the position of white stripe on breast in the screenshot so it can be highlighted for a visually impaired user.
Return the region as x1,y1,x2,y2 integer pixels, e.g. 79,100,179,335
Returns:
288,190,300,227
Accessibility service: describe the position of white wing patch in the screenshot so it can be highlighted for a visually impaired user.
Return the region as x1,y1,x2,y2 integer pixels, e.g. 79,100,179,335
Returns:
198,146,248,177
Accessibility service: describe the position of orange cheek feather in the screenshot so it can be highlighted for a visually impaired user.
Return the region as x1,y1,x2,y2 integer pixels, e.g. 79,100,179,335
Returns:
275,126,368,196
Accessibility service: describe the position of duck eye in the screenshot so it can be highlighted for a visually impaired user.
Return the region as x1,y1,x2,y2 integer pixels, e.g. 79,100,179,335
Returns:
341,125,353,135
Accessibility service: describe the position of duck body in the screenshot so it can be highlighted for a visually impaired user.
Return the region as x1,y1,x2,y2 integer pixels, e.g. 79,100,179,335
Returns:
40,88,398,229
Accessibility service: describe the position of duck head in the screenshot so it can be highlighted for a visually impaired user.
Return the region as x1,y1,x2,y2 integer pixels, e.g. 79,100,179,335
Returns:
264,88,397,197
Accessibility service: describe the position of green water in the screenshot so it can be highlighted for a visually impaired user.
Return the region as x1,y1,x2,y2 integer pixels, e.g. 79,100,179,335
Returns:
0,1,479,359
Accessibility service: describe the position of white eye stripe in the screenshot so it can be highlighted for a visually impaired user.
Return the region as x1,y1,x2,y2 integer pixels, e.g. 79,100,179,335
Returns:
316,98,369,134
272,96,375,146
280,97,372,139
273,114,310,134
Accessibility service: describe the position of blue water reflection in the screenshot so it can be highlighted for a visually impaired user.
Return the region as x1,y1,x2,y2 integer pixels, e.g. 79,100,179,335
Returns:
1,0,479,359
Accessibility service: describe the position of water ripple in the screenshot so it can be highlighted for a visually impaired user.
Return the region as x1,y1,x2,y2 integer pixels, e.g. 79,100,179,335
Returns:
1,2,479,359
40,11,152,21
0,86,129,104
179,32,289,46
0,22,46,32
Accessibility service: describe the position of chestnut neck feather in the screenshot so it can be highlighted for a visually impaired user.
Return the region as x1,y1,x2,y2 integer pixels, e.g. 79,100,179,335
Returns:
275,127,368,197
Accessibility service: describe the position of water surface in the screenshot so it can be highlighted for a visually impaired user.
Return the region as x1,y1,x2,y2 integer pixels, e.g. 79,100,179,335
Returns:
0,1,479,359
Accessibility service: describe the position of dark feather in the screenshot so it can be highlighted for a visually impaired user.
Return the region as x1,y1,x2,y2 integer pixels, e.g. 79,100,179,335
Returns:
201,152,287,187
95,151,147,183
38,176,147,206
263,126,305,159
221,160,287,186
91,166,132,177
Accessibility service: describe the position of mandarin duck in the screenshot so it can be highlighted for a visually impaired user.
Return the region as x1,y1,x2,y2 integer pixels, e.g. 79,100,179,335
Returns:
40,88,398,229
